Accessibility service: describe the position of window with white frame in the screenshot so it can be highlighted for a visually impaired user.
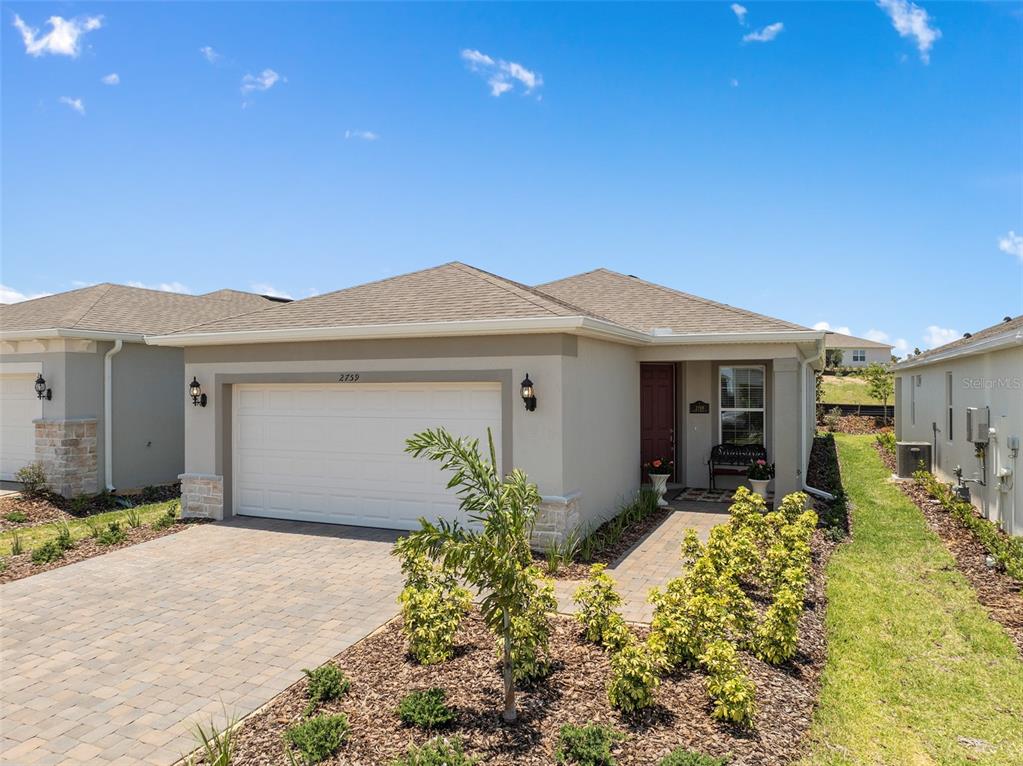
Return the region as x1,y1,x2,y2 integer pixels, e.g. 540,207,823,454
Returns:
851,349,867,362
719,366,765,445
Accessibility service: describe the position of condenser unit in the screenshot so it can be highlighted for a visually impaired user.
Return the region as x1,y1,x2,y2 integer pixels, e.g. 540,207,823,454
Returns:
896,441,932,478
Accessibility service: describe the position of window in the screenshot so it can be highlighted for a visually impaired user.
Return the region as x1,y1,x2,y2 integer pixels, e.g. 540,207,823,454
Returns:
720,366,765,445
851,349,867,363
910,375,920,426
945,372,953,441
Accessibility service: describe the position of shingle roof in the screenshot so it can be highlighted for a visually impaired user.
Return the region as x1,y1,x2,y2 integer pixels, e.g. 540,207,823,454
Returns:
0,284,281,336
824,331,893,350
534,269,808,334
902,315,1023,365
165,262,608,335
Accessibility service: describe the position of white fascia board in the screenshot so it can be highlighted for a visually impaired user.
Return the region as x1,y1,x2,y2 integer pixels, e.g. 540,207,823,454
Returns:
646,329,825,345
895,330,1023,371
0,328,146,343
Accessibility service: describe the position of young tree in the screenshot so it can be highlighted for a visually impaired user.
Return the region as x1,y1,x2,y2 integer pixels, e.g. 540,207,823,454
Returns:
862,362,894,424
825,348,844,369
394,427,542,723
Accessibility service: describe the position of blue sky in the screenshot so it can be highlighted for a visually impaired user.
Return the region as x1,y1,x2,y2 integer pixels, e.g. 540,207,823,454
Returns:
2,1,1021,356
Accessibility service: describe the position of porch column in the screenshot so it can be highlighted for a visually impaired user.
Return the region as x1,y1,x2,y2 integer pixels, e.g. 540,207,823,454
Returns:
772,358,802,500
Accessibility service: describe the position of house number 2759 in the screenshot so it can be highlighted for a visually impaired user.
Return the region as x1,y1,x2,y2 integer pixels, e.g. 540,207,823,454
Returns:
337,373,361,383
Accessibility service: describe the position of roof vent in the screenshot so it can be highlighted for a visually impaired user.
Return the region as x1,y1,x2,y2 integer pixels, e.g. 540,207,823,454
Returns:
1005,316,1013,323
963,332,972,338
652,327,675,336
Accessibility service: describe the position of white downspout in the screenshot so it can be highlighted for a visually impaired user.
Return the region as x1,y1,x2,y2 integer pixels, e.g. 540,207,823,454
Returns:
801,338,835,501
104,339,123,492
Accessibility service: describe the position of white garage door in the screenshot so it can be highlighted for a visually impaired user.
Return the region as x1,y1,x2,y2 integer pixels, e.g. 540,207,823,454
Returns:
0,375,42,481
232,382,503,529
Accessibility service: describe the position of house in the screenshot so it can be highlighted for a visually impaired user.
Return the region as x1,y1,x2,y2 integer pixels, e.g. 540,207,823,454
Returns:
0,284,285,496
824,331,893,368
147,263,827,545
894,315,1023,537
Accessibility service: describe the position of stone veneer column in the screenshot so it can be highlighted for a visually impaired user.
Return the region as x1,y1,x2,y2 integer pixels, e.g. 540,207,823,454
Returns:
530,492,582,550
179,473,224,519
33,418,98,498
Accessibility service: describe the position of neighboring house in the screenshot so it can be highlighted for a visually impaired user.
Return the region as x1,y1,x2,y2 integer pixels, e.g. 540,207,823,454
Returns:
0,284,285,496
894,315,1023,537
147,263,828,545
824,331,893,368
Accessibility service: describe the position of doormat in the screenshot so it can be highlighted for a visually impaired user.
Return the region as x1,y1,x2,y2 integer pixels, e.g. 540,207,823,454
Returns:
672,487,773,504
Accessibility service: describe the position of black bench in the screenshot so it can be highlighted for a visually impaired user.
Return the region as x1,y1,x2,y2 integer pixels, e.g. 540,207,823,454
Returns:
708,444,768,489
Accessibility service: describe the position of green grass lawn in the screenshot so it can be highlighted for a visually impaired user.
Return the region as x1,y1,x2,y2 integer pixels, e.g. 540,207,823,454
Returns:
0,500,178,556
820,375,884,405
800,435,1023,766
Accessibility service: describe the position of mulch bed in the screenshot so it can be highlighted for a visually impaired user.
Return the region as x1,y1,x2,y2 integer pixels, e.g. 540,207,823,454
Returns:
0,483,180,532
193,526,837,766
819,416,891,435
0,520,206,584
0,494,71,531
876,442,1023,657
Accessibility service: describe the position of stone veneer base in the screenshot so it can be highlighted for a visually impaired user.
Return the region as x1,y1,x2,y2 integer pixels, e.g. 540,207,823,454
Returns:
33,418,98,498
179,473,224,519
531,492,582,549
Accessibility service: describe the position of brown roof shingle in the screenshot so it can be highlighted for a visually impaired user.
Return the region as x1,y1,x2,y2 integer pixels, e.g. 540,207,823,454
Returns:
824,331,893,350
901,315,1023,365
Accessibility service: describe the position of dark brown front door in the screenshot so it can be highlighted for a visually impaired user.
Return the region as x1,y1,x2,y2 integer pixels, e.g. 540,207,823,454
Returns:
640,363,676,481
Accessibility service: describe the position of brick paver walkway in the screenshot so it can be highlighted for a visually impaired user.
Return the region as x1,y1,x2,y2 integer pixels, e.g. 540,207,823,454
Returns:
554,501,730,622
1,518,402,766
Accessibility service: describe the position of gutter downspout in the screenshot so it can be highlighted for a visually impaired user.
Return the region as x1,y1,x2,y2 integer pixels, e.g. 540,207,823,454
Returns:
800,338,835,501
104,339,123,492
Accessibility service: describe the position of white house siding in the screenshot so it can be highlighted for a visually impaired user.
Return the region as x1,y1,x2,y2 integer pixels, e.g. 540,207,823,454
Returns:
831,345,890,368
895,345,1023,536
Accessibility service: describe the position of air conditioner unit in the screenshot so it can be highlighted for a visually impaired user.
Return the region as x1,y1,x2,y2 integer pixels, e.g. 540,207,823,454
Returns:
966,407,990,444
896,441,932,478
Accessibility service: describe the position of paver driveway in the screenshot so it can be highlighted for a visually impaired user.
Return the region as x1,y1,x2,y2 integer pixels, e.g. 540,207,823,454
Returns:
1,518,403,766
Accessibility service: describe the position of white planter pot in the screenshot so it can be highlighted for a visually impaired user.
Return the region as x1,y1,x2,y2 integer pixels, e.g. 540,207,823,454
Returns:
749,478,770,498
649,473,670,507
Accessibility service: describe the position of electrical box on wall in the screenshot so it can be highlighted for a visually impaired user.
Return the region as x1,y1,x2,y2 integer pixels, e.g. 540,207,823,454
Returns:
966,407,990,444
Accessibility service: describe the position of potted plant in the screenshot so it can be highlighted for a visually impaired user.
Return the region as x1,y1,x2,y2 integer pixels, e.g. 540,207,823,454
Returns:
747,459,774,498
643,457,674,508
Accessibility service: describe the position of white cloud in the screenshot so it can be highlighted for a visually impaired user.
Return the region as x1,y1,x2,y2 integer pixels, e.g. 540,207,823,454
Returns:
199,45,221,64
813,321,853,336
730,78,740,88
241,68,284,94
460,48,543,97
344,129,379,141
863,329,909,357
743,22,784,43
998,230,1023,260
923,325,959,348
877,0,941,64
0,285,51,304
126,280,192,294
731,4,748,25
251,283,293,300
59,96,85,115
101,72,119,85
12,14,102,58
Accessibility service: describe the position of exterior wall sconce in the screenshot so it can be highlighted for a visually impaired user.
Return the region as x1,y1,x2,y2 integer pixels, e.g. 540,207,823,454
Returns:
34,374,52,401
189,377,207,407
520,374,537,412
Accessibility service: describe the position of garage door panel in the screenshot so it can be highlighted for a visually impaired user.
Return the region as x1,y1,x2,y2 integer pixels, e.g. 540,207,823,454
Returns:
233,382,501,530
0,375,42,481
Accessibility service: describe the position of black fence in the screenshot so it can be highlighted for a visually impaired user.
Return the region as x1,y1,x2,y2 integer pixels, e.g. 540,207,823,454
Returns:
821,403,895,419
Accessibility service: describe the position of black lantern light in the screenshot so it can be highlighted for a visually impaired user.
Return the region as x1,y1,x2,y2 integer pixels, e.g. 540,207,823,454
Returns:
188,376,207,407
520,373,536,412
34,373,52,401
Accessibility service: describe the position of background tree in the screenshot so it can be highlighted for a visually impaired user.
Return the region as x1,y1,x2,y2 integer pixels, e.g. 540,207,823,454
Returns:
394,427,542,723
862,362,895,424
825,349,844,369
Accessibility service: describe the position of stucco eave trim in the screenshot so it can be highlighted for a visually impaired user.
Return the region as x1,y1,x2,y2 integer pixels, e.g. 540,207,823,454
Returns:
0,328,146,343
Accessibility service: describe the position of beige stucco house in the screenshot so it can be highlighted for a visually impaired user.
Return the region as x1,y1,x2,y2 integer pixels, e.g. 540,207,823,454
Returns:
894,315,1023,537
148,263,828,545
824,331,893,368
0,284,283,496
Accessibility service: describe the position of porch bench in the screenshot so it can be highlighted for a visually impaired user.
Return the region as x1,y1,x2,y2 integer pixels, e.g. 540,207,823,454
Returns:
708,443,768,490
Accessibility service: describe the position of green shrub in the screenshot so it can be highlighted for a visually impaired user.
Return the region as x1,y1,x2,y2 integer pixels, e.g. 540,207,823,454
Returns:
544,527,582,575
302,664,350,708
95,521,127,546
389,737,475,766
701,640,756,728
499,570,557,682
658,750,727,766
284,714,350,764
875,431,896,455
754,583,802,664
607,636,665,712
124,508,143,529
0,557,7,573
555,723,625,766
397,688,456,729
573,564,629,649
3,511,28,523
152,504,179,529
31,539,65,564
53,521,75,551
9,529,25,556
397,553,472,665
189,705,237,766
140,485,163,503
14,462,47,497
71,495,92,516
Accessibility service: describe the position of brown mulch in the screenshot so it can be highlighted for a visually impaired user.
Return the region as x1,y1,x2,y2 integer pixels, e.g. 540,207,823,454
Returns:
0,494,72,531
0,519,206,584
0,483,180,532
878,442,1023,657
819,416,892,435
194,527,837,766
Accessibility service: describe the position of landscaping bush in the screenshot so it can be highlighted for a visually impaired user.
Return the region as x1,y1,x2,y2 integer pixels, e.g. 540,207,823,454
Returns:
31,539,65,564
754,582,803,664
9,530,25,556
554,723,625,766
151,504,179,530
657,750,728,766
500,571,557,682
14,462,47,497
124,508,143,528
397,688,456,729
701,640,756,728
397,552,472,665
3,511,28,523
140,485,163,503
607,635,665,712
875,431,896,455
284,714,350,764
573,564,629,650
95,521,127,546
53,521,75,551
302,664,350,708
389,736,475,766
823,406,843,432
